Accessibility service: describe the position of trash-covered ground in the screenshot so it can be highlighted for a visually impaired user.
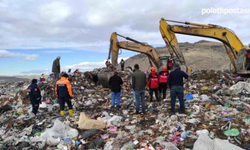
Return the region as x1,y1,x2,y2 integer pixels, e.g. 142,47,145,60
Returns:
0,69,250,150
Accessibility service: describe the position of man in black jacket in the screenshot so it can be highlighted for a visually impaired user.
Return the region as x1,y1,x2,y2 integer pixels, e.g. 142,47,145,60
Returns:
109,72,123,108
168,64,188,114
27,79,41,116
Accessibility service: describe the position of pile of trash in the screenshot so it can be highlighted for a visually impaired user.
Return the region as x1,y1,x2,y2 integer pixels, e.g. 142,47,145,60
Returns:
0,69,250,150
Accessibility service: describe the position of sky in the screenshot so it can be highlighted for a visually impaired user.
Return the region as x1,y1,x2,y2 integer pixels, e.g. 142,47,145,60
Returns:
0,0,249,75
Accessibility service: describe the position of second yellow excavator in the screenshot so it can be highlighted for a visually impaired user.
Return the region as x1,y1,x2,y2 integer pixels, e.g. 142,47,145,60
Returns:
98,32,170,88
159,17,250,76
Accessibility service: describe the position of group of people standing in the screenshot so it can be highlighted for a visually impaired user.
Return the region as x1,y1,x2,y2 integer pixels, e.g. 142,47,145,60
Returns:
105,58,125,71
27,56,75,117
27,56,188,118
109,62,189,115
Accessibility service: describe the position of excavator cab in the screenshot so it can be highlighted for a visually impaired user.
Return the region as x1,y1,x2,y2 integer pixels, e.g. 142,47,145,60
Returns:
237,49,250,74
158,56,171,73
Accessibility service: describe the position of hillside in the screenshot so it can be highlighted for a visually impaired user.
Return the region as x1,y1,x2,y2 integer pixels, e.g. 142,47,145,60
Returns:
118,40,230,72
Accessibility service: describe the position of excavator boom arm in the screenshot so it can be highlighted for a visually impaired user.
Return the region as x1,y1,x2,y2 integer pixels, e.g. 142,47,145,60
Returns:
109,32,160,70
159,18,245,73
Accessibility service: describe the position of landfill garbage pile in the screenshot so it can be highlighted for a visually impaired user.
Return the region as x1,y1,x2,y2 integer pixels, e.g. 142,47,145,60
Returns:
0,70,250,149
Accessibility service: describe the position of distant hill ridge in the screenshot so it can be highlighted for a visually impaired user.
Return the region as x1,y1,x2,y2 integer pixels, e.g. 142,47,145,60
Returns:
118,40,230,71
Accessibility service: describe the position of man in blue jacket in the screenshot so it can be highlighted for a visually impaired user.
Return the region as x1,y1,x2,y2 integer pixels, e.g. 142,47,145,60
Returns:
27,79,41,116
120,59,125,71
168,64,188,114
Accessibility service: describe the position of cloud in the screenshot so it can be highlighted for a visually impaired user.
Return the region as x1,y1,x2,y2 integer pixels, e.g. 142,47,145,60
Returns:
42,50,73,53
0,50,38,60
21,69,49,74
39,2,71,24
0,0,249,52
64,57,129,71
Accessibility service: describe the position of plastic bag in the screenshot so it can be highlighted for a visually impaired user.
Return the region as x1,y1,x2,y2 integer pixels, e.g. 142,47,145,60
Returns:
160,142,179,150
229,82,250,95
193,134,244,150
121,141,134,150
40,119,78,146
196,129,209,136
225,100,233,108
79,129,98,139
193,134,214,150
224,128,240,137
201,86,210,91
185,93,193,100
108,116,123,126
201,95,209,101
104,141,113,150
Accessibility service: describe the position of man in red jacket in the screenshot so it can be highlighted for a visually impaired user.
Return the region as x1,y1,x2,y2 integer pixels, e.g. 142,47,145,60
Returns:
158,66,168,100
147,67,159,102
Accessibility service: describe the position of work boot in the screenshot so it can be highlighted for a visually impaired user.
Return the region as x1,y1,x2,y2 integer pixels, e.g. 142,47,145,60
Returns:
69,109,75,116
60,110,64,116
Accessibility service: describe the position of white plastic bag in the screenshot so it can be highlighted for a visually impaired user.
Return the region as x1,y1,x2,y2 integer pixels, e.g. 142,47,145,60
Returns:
40,119,78,146
104,141,113,150
121,141,134,150
193,133,244,150
196,129,209,136
193,134,214,150
108,116,123,126
201,94,209,101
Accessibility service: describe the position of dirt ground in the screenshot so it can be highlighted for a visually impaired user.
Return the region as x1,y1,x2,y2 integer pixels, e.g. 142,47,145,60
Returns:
0,75,49,84
119,40,231,72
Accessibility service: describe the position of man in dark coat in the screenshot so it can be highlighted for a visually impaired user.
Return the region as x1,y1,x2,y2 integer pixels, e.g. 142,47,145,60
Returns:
27,79,41,116
168,63,189,114
52,56,61,83
109,72,123,108
120,59,125,71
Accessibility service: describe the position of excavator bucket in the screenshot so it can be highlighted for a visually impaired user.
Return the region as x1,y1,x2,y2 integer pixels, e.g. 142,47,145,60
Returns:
98,72,113,88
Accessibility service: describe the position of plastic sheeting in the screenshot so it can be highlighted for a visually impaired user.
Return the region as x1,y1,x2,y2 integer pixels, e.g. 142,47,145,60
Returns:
193,134,244,150
40,119,79,146
229,82,250,95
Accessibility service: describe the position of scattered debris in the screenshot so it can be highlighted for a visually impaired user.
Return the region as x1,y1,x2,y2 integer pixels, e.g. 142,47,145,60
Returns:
0,69,248,149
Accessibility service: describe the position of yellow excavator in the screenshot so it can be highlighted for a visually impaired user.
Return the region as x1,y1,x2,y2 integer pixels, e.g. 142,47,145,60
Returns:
159,18,250,76
98,32,170,88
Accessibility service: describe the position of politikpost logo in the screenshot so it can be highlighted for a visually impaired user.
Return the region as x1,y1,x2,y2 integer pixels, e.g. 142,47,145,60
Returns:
202,7,250,15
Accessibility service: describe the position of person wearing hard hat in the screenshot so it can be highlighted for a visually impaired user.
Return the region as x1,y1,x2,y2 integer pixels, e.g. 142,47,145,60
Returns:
158,66,169,100
74,69,80,75
167,57,173,73
40,74,45,82
147,67,159,102
55,73,75,116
